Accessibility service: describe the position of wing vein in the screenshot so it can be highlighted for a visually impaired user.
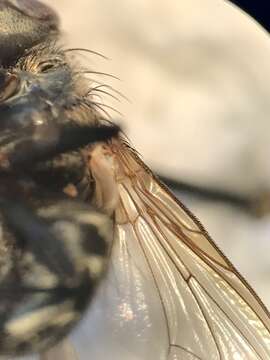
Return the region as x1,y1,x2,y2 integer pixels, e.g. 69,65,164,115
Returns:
125,179,267,358
122,183,219,358
137,184,231,271
146,215,221,358
195,278,265,360
171,343,205,359
133,224,171,357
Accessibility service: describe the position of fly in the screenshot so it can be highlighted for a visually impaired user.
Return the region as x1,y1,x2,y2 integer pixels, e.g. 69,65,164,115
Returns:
0,1,268,360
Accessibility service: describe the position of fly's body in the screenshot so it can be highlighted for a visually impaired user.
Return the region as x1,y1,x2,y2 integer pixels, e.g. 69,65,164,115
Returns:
0,1,269,359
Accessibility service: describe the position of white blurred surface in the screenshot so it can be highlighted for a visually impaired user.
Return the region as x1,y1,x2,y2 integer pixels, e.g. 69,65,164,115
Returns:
44,0,270,192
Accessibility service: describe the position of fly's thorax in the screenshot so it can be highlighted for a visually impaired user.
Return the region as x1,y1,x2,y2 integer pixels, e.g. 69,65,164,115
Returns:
87,142,120,216
32,151,88,194
29,141,120,214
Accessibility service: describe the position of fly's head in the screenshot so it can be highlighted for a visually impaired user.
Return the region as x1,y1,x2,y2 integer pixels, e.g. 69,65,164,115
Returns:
0,0,112,202
0,0,59,66
0,28,97,133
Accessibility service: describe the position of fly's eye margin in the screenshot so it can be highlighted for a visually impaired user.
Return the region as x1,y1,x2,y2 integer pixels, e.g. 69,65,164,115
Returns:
0,71,20,102
39,60,59,73
39,62,55,73
37,56,66,74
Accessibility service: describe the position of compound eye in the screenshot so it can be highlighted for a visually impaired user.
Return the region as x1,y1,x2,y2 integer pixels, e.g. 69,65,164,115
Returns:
8,0,59,24
0,71,19,102
0,0,59,65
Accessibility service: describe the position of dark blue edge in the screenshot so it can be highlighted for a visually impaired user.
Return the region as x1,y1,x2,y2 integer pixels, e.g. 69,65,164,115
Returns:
227,1,270,33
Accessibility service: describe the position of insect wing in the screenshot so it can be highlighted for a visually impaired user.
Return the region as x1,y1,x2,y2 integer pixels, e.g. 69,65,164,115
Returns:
71,139,270,360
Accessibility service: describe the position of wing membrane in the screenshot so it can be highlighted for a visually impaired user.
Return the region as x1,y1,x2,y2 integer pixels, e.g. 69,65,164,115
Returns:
110,139,270,359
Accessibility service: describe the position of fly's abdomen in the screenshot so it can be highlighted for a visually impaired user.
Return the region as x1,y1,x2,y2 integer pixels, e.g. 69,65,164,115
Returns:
0,197,112,355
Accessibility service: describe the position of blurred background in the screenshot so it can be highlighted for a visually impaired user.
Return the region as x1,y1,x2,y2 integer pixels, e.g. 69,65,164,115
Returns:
45,0,270,339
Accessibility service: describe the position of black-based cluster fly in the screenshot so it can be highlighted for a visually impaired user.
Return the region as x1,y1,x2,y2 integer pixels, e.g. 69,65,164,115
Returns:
0,0,118,356
0,1,270,360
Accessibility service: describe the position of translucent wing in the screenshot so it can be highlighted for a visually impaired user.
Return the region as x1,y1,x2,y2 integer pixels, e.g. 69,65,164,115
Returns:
42,138,270,360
